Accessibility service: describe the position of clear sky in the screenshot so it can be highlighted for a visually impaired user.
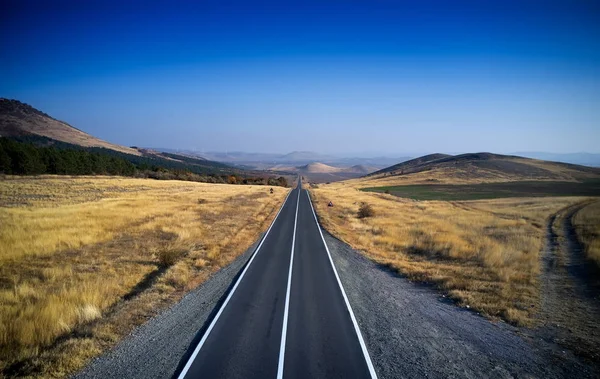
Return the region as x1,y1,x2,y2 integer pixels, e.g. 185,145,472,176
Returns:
1,0,599,155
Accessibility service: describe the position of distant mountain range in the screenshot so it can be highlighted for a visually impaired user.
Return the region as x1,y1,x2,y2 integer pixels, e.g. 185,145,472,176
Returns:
154,148,411,169
156,148,600,171
265,162,379,183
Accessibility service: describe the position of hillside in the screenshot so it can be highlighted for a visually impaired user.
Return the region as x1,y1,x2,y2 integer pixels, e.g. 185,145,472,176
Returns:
370,153,451,176
351,152,600,188
0,98,142,156
0,99,224,171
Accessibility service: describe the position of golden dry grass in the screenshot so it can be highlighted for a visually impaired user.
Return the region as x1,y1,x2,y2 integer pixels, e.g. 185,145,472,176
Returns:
573,200,600,266
0,176,288,377
311,182,591,326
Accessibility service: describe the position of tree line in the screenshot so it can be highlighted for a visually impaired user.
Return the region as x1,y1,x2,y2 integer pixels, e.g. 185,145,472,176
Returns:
0,137,135,176
0,137,288,187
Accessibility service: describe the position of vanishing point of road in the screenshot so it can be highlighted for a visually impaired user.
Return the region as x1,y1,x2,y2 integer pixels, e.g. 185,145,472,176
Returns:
177,179,377,378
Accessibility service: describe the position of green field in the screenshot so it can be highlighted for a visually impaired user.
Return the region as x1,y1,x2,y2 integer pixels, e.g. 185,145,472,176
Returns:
363,180,600,201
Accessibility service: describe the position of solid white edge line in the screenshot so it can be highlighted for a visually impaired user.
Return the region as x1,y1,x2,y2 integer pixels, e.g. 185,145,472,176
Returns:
276,179,301,379
177,187,294,379
306,191,379,379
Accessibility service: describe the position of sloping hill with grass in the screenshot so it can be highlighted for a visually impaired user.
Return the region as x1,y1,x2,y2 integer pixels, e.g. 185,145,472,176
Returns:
361,152,600,187
0,98,142,156
369,153,451,176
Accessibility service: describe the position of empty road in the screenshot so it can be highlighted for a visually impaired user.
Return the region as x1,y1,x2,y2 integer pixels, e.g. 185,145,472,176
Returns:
178,180,377,378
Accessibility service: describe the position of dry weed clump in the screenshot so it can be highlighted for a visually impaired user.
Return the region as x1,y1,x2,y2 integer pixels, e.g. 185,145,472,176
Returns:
311,183,589,326
357,203,375,218
0,177,288,377
158,248,187,267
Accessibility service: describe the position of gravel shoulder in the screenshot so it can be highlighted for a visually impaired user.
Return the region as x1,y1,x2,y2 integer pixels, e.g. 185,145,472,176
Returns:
324,231,599,379
73,237,262,379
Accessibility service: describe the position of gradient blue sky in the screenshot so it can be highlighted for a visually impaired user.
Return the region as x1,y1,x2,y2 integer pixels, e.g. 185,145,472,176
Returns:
1,0,599,155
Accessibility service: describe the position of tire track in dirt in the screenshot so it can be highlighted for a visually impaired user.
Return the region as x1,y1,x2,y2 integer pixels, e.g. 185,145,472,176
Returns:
538,201,600,362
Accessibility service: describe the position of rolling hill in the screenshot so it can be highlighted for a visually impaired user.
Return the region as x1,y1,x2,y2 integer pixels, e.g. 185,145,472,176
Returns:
369,153,452,176
299,162,343,173
353,152,600,188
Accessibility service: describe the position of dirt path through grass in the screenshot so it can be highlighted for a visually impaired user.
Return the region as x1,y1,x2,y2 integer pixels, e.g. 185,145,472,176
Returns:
538,201,600,361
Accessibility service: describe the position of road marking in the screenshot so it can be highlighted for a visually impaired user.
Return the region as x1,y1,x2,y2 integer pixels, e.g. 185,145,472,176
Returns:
276,180,301,379
306,191,379,379
177,187,294,379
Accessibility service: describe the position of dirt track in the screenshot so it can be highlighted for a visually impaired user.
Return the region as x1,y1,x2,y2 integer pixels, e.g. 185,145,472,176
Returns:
537,201,600,362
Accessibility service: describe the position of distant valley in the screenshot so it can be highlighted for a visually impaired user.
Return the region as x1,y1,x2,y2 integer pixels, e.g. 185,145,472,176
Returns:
268,162,380,182
155,148,410,171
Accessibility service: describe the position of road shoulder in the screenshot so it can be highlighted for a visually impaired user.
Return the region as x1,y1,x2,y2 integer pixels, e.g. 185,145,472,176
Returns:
324,230,599,379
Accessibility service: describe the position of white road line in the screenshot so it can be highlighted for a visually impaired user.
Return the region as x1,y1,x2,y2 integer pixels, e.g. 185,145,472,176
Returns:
276,180,301,379
306,191,379,379
177,187,294,379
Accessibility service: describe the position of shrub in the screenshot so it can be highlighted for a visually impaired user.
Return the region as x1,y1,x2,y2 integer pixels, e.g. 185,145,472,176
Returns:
357,203,375,218
158,248,186,267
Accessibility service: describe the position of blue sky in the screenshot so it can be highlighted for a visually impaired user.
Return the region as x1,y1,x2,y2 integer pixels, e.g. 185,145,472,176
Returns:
1,0,599,155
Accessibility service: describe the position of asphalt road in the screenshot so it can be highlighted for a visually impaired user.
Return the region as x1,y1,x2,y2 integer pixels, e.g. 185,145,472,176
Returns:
178,180,376,379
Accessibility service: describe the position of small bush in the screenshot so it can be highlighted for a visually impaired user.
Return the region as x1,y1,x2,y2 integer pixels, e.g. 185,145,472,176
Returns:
357,203,375,218
158,248,186,267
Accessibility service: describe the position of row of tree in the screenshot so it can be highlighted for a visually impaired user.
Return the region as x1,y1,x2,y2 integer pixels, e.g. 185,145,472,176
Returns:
0,138,136,176
0,138,288,187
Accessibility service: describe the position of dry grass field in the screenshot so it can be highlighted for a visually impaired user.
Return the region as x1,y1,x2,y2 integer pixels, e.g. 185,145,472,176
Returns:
0,176,288,377
573,200,600,266
311,182,591,326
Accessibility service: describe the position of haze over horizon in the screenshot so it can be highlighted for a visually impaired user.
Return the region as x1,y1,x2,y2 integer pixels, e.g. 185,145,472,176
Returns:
2,0,599,155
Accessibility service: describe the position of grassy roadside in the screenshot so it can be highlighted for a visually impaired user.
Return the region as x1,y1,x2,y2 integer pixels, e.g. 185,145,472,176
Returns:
310,183,591,326
572,200,600,268
0,176,288,377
